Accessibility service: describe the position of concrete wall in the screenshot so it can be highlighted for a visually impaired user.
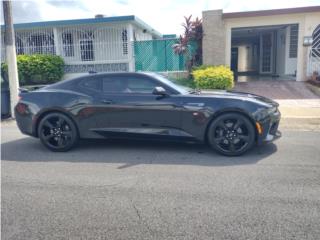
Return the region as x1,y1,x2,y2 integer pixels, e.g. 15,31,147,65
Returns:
202,10,226,66
133,27,153,41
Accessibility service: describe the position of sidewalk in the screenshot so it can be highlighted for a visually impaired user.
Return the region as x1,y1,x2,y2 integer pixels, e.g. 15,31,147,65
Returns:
278,99,320,118
234,80,320,99
234,80,320,130
277,99,320,131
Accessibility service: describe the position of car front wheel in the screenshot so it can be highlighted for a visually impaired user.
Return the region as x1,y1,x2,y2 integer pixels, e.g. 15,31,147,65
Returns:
38,112,79,152
207,113,255,156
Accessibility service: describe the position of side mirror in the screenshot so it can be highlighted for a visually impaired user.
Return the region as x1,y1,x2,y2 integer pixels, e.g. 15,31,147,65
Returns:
152,86,168,96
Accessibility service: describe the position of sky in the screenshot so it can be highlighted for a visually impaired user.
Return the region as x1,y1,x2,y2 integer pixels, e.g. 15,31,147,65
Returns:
1,0,320,34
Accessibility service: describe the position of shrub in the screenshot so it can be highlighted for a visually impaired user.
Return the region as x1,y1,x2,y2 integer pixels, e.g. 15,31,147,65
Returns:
1,54,64,85
192,65,234,90
191,65,211,71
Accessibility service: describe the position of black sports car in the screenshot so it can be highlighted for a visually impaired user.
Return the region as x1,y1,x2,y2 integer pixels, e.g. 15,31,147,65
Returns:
15,72,281,156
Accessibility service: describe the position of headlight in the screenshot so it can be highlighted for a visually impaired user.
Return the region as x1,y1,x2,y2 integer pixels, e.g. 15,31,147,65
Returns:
254,107,278,120
267,107,277,114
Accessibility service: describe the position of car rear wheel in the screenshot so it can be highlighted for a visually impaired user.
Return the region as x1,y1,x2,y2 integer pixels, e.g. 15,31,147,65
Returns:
38,112,78,152
207,113,255,156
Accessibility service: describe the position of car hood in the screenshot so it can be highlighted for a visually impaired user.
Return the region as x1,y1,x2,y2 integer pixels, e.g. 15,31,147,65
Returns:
197,90,279,107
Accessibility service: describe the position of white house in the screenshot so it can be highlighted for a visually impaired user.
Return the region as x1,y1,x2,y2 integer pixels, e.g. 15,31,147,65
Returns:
1,15,162,79
202,6,320,81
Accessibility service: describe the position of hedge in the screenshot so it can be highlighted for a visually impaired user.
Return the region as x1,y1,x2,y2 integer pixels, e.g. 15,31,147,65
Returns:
1,54,65,85
192,65,234,90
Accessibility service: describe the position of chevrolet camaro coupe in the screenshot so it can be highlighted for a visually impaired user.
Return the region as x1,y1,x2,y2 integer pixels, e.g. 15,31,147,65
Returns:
15,72,281,156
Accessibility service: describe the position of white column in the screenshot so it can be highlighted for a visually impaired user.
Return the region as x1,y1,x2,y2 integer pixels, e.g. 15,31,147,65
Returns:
296,20,306,81
127,23,135,72
53,27,61,56
225,26,232,67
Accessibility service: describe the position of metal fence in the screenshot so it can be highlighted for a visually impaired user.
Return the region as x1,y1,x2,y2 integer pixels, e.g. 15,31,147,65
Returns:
134,38,196,72
1,24,132,74
1,27,198,75
307,25,320,76
308,48,320,76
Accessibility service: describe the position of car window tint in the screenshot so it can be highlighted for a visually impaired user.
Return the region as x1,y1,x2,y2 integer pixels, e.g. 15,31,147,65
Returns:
102,77,127,93
126,77,158,93
102,76,159,94
80,77,101,92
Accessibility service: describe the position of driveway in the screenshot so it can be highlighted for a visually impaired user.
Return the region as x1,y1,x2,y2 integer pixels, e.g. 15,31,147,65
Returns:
234,80,320,100
2,121,320,240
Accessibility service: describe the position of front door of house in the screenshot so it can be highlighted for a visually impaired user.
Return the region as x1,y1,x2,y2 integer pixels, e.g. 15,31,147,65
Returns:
259,32,274,74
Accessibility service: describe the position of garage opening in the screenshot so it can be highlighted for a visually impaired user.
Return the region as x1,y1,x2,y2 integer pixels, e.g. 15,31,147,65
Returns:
231,24,298,82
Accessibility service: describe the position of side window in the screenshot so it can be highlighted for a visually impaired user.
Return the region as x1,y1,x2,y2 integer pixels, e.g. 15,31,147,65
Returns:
100,75,170,94
102,77,127,93
126,77,158,93
79,77,101,92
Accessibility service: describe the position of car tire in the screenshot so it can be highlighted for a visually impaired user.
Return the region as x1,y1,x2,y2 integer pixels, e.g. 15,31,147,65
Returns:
38,112,79,152
207,113,255,156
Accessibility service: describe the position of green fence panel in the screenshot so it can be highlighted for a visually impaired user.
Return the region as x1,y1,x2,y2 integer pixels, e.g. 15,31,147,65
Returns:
134,39,196,72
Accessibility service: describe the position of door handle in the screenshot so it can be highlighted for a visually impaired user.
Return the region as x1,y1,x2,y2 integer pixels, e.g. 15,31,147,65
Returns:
101,99,113,104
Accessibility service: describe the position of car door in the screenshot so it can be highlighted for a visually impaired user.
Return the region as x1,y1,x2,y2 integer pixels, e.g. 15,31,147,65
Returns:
93,74,184,139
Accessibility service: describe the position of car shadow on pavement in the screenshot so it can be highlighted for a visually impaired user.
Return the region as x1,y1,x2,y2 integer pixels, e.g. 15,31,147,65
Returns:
1,137,277,167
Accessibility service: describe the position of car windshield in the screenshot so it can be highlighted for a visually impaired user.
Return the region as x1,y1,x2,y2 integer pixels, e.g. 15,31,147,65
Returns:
144,72,191,94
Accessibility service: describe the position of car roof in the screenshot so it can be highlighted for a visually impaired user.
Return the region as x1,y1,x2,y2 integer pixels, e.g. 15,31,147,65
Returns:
81,72,155,78
44,72,161,90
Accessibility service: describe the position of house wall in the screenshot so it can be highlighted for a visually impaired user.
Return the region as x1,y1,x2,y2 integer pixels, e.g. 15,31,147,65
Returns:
202,10,226,65
203,10,320,81
133,27,153,41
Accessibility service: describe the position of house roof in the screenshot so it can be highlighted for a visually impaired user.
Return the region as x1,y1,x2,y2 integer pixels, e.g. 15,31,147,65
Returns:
223,6,320,18
1,15,162,38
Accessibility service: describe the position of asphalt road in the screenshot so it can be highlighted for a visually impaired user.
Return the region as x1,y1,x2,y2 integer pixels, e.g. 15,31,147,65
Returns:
1,121,320,240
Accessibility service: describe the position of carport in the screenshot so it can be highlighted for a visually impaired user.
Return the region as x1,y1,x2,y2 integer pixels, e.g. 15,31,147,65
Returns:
231,24,298,82
202,6,320,82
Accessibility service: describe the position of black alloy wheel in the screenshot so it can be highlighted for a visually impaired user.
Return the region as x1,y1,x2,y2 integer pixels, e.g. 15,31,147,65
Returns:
208,113,255,156
38,112,78,152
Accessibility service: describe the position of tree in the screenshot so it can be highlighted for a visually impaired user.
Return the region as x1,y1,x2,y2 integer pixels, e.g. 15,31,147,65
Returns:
172,15,203,74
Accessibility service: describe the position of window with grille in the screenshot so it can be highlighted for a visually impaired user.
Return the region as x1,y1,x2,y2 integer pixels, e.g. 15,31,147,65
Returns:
289,25,298,58
28,33,55,54
62,33,74,57
122,29,128,55
15,37,24,55
80,40,94,61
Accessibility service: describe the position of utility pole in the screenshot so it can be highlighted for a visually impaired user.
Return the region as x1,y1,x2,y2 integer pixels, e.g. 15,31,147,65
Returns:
3,0,19,118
